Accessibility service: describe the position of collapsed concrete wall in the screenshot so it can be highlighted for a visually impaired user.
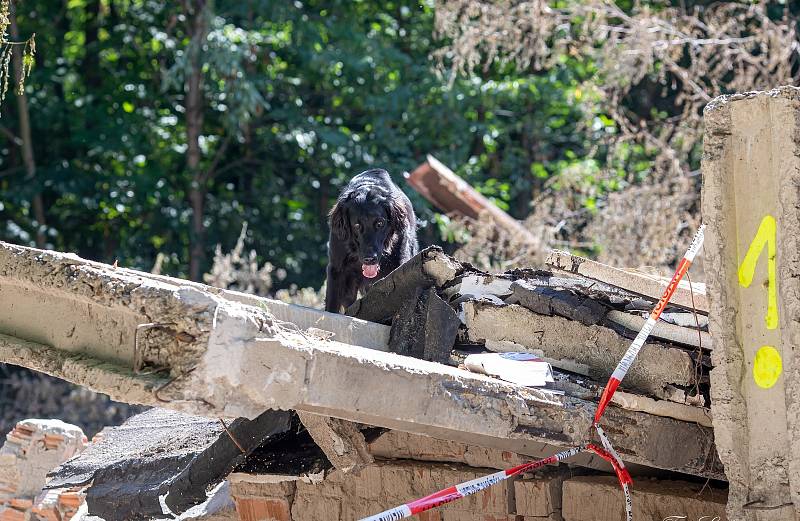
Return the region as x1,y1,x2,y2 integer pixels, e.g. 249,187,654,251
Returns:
703,86,800,520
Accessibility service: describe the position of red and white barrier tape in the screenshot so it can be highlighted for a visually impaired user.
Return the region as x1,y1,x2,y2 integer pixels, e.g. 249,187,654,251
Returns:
587,442,633,521
358,446,583,521
594,224,705,423
361,225,705,521
594,424,633,521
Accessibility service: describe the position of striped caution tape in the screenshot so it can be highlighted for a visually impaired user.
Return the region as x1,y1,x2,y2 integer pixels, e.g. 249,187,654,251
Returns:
589,223,704,521
593,424,633,521
587,442,633,521
358,446,584,521
594,224,705,423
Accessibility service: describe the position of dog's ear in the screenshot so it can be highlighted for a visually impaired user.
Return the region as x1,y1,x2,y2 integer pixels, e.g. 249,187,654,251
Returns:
387,195,410,233
329,200,350,239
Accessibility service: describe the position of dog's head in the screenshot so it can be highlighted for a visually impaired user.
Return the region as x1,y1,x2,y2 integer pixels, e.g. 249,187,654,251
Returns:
329,170,408,279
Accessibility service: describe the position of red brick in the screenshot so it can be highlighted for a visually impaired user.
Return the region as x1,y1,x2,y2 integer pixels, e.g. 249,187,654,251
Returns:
234,497,292,521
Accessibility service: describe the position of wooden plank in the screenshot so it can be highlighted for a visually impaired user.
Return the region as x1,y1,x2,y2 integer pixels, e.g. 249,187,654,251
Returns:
546,250,709,313
406,155,540,245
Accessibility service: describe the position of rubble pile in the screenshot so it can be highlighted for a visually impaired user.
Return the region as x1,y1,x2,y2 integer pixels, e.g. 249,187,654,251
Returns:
0,240,722,521
0,420,87,521
348,247,712,421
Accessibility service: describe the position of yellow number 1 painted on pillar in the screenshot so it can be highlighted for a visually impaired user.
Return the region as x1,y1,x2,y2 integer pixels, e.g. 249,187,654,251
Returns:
738,214,778,330
738,214,781,389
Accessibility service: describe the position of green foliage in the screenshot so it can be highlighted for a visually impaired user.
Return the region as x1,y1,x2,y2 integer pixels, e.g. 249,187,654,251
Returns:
0,0,623,288
0,0,35,109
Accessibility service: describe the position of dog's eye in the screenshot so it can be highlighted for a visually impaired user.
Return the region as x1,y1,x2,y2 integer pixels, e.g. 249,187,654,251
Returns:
375,219,385,229
353,223,361,232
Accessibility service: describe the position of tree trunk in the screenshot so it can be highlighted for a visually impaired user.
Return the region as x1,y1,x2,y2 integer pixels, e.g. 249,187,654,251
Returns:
185,0,208,281
9,1,46,248
83,0,102,92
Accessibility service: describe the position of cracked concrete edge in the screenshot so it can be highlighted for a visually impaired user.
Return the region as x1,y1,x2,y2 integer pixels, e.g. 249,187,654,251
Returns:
296,412,373,472
421,248,463,287
462,301,697,395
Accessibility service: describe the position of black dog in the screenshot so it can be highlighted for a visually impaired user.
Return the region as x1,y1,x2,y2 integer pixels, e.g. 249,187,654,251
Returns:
325,169,418,313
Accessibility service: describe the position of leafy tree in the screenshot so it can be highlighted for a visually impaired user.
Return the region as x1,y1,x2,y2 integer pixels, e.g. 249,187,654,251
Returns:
0,0,657,287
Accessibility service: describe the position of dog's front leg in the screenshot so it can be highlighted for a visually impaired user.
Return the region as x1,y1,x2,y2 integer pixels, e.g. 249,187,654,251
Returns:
325,266,344,313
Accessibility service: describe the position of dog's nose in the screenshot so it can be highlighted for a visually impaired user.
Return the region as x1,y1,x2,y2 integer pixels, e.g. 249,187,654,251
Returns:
363,255,377,265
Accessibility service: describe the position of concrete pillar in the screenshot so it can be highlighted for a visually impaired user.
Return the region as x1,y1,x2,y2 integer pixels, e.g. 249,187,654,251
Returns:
703,86,800,520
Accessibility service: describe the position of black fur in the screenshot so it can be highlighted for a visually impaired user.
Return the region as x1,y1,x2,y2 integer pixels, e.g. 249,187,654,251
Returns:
325,169,418,313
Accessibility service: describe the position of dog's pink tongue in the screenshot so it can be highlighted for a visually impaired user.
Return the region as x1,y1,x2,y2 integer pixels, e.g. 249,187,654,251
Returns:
362,264,380,279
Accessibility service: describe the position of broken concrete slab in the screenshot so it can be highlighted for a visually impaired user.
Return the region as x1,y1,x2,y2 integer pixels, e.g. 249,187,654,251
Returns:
346,246,464,323
547,250,709,313
462,301,696,397
606,310,712,349
0,240,389,358
508,280,609,326
388,287,460,363
46,408,292,520
703,86,800,520
507,277,710,349
296,412,373,472
190,297,722,478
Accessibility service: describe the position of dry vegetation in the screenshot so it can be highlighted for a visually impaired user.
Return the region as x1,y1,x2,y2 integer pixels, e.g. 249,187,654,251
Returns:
435,1,799,180
434,0,799,274
204,222,325,308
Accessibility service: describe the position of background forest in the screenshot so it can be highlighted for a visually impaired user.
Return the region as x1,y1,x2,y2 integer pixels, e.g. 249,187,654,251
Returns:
1,0,798,435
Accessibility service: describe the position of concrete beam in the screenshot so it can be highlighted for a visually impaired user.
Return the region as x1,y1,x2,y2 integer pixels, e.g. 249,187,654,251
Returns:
0,241,389,356
0,241,723,480
703,86,800,519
